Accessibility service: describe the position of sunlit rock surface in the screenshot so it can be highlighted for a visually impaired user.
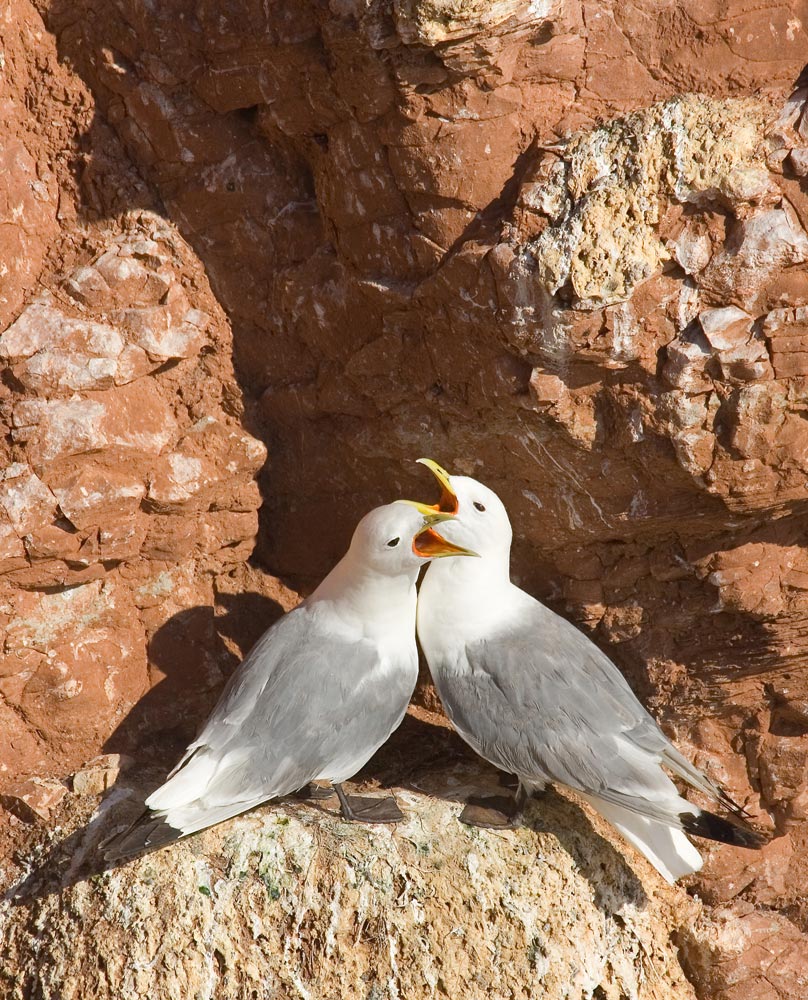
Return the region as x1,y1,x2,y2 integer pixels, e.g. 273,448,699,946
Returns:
2,749,698,1000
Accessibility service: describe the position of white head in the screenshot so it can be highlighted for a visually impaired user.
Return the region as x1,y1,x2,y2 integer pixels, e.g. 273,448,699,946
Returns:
345,501,477,578
407,459,513,562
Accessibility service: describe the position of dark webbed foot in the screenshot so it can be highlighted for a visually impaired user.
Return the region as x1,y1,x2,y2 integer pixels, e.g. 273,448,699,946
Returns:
460,782,531,829
334,784,405,823
459,794,521,829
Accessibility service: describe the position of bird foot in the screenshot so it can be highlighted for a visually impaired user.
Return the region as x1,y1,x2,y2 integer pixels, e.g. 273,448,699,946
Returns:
295,782,335,801
339,794,405,824
459,794,521,829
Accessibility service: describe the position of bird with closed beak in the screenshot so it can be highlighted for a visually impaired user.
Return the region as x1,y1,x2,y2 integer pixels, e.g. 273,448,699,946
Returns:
103,500,477,860
406,459,768,883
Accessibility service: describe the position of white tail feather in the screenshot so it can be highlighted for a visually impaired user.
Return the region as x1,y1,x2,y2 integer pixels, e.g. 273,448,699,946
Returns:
166,797,269,836
145,748,252,812
145,753,217,812
578,792,703,883
144,745,299,837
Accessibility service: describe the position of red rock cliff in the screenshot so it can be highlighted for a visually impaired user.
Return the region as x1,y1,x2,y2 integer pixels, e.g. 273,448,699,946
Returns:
2,1,808,997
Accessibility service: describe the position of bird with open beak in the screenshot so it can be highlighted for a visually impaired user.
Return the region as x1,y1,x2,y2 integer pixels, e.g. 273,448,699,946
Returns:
103,500,476,860
407,459,768,883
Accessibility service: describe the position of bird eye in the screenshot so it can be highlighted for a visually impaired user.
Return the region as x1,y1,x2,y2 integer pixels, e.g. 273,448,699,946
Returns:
387,537,400,547
473,502,486,512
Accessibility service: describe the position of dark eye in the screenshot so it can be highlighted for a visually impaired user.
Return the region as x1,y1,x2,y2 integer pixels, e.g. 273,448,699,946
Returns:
473,502,486,512
387,537,400,547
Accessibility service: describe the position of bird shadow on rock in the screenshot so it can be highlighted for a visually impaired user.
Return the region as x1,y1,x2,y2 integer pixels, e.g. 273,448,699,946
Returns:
104,588,287,761
521,790,651,913
5,784,148,906
7,587,287,904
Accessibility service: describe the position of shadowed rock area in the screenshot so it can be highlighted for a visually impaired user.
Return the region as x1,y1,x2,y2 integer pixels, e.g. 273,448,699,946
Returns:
2,0,808,996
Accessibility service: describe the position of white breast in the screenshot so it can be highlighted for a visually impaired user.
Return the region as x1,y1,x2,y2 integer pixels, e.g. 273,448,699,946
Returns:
418,559,524,659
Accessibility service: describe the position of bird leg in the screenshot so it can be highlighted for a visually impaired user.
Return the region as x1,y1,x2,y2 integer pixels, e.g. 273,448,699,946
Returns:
459,783,529,829
333,783,405,823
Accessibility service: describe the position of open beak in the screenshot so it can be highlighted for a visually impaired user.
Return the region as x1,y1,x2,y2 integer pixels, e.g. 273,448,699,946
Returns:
397,459,470,556
412,524,478,559
397,458,459,521
395,501,476,556
415,458,458,514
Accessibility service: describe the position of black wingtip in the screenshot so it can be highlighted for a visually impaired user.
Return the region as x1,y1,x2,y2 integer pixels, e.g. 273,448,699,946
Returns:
794,64,808,92
681,809,769,850
102,810,183,863
716,787,754,822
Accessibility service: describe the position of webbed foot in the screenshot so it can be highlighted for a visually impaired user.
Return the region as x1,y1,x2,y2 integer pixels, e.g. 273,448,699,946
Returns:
459,794,521,829
295,782,336,801
334,784,405,823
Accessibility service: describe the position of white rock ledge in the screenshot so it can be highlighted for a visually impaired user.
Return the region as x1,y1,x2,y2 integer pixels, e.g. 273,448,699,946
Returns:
1,765,698,1000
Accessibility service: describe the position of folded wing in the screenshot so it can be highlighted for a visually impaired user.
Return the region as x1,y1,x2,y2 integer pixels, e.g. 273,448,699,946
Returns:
432,600,765,880
105,607,414,858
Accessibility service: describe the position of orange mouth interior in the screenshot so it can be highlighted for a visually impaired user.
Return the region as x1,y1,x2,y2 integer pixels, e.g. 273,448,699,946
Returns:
413,527,463,558
433,484,458,514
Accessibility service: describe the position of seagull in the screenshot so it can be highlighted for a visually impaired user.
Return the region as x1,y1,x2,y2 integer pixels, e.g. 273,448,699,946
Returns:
103,501,476,860
408,459,768,883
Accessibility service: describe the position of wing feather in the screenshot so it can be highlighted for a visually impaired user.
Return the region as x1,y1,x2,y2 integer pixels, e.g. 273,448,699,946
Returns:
434,600,738,824
106,607,416,857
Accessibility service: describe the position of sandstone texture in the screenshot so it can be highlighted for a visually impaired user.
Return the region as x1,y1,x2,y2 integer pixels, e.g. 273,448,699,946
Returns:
0,214,273,785
2,739,699,1000
3,0,808,997
0,0,282,824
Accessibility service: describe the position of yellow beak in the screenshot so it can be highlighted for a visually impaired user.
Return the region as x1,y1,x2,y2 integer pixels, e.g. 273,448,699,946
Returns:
395,500,477,557
415,458,458,514
397,461,475,558
394,457,459,520
395,499,453,524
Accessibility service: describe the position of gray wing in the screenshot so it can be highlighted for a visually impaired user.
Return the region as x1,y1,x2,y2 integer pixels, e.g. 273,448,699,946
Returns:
435,602,741,822
105,608,416,858
136,605,415,830
187,605,415,794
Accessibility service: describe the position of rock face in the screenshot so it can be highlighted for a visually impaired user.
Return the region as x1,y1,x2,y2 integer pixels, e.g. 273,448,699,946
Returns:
0,0,276,805
0,215,272,787
3,0,808,997
1,746,699,1000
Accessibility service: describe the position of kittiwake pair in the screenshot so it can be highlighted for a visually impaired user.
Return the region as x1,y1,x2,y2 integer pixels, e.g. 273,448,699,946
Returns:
106,462,767,884
103,502,476,859
410,459,768,883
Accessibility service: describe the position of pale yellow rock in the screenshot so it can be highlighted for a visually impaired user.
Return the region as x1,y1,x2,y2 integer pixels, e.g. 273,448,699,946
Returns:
528,94,776,308
71,755,132,796
393,0,558,46
1,767,699,1000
